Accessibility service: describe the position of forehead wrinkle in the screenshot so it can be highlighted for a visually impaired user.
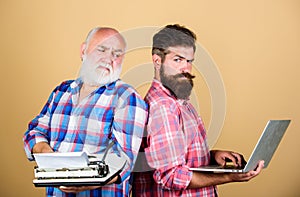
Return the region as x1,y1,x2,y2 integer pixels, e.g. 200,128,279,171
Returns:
86,29,126,53
166,47,194,60
167,51,193,61
96,44,124,53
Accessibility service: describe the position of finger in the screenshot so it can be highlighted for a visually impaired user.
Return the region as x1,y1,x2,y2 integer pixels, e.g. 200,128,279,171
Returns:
244,161,265,178
231,152,243,166
59,186,81,193
224,153,239,166
59,185,100,193
59,187,73,193
235,153,247,166
59,186,76,190
255,160,265,172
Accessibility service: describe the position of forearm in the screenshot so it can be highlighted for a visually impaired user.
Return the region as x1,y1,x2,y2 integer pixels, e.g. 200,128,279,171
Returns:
188,171,231,189
24,112,52,159
151,166,193,190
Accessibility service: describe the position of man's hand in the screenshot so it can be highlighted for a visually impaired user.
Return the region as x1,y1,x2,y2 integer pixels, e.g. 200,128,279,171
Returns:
58,175,119,193
59,186,101,193
227,160,265,182
32,142,54,153
210,150,247,167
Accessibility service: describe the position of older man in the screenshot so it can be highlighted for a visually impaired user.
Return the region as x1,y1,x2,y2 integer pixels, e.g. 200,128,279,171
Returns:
23,27,148,196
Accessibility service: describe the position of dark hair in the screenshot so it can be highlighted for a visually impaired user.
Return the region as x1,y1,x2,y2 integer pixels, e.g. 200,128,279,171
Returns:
152,24,197,62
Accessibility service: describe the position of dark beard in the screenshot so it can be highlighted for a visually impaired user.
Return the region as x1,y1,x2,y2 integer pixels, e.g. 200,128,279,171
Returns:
160,65,195,99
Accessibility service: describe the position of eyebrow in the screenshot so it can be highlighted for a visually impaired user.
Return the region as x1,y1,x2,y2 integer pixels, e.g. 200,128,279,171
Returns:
173,54,194,62
98,45,124,53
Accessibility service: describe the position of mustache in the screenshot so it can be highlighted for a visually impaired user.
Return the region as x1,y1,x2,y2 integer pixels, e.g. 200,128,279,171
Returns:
96,62,111,69
173,72,195,79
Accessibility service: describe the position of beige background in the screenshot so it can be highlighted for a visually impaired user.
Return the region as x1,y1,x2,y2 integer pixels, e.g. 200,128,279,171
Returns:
1,0,299,196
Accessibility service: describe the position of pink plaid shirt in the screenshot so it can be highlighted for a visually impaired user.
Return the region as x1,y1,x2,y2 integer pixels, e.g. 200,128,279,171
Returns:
132,79,217,197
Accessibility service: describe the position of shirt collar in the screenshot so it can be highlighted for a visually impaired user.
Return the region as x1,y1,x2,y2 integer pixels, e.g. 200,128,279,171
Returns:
73,78,118,91
152,79,174,98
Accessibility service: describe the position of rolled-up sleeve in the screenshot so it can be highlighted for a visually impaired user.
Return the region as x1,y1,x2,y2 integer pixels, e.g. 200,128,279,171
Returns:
23,90,55,160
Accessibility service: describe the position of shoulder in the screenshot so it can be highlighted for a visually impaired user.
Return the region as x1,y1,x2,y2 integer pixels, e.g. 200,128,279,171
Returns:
146,85,177,108
114,80,140,97
146,90,179,117
53,80,74,92
113,80,147,107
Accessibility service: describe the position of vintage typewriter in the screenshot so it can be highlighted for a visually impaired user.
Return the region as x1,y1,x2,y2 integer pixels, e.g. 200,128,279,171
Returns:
33,142,126,187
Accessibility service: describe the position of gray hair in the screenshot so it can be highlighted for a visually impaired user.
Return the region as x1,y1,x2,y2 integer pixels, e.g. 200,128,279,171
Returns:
83,27,126,51
84,27,101,47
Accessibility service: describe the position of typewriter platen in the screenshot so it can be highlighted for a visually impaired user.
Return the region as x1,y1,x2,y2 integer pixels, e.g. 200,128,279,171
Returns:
33,142,126,187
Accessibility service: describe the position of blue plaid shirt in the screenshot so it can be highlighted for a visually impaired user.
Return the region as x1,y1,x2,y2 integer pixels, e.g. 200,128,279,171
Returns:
23,78,148,197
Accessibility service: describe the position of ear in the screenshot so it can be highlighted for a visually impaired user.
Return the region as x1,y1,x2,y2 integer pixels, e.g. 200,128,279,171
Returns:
152,54,162,69
80,42,87,60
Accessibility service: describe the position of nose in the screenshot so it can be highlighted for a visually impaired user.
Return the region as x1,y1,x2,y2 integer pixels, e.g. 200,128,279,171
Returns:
101,51,114,64
180,60,192,73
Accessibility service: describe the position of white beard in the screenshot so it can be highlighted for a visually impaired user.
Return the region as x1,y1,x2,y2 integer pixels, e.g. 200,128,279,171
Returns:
79,55,121,86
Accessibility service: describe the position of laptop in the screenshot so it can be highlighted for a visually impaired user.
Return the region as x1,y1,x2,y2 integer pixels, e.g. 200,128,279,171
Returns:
189,120,291,173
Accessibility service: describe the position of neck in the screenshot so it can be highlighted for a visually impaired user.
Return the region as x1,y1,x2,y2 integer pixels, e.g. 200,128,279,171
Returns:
154,68,161,81
82,83,99,91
